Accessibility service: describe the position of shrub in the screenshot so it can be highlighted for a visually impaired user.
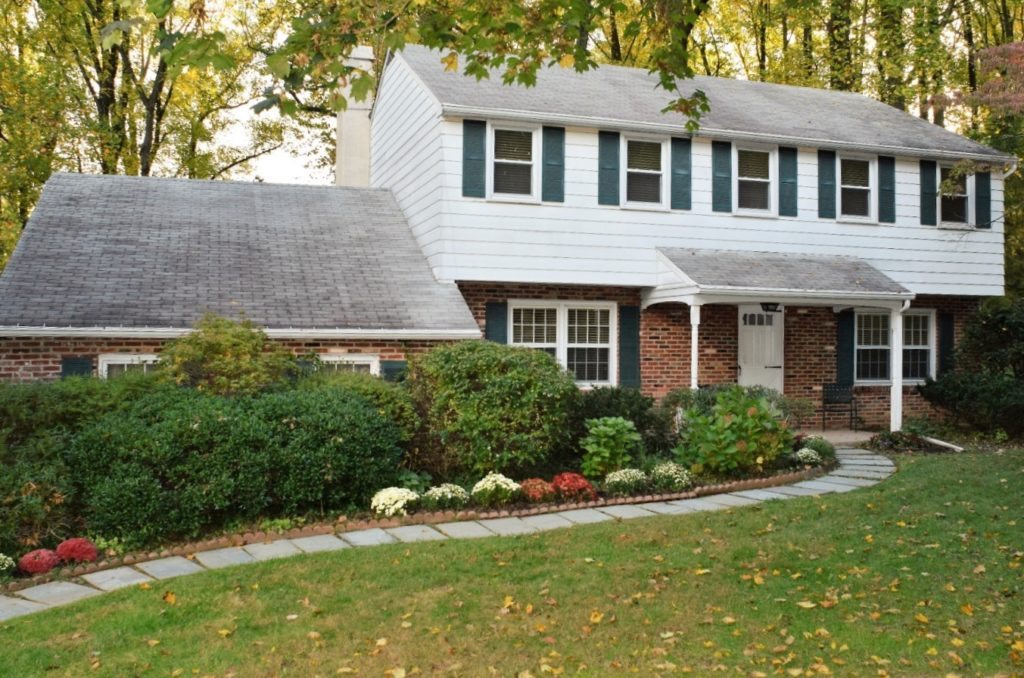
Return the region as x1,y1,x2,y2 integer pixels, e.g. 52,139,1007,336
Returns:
519,478,556,503
792,448,822,466
407,341,578,478
580,417,643,478
0,553,14,575
551,472,597,502
649,462,693,492
56,538,98,563
471,472,521,507
158,313,296,396
18,549,59,575
421,484,470,510
955,298,1024,378
371,488,420,517
793,435,836,461
675,386,794,476
571,387,676,456
297,371,419,444
664,384,812,426
868,431,930,452
603,469,648,497
0,444,77,556
919,372,1024,435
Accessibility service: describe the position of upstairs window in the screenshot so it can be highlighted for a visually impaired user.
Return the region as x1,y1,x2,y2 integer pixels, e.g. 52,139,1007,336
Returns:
625,140,662,204
492,129,534,196
940,166,968,224
840,157,872,218
737,149,771,211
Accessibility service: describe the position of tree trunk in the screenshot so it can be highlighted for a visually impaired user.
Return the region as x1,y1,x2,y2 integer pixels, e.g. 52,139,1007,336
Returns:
827,0,853,89
876,0,906,109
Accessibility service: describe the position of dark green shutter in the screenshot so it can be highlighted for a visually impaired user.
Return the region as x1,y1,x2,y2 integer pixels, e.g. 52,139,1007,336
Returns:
818,150,836,219
598,131,620,205
836,310,855,385
462,120,486,198
484,302,508,343
711,141,732,213
60,356,93,378
778,146,798,217
937,312,955,375
670,138,692,210
878,155,896,223
618,306,641,388
975,171,991,228
542,126,565,202
920,160,937,226
380,360,407,382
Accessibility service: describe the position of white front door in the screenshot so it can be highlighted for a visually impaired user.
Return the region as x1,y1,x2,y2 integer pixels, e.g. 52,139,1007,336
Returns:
737,305,784,392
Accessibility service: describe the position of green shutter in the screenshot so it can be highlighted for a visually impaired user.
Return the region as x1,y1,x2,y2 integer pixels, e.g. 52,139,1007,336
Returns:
878,155,896,223
920,160,937,226
975,171,991,228
670,138,692,210
937,312,955,375
618,306,641,388
380,360,407,382
711,140,732,213
818,150,836,219
598,131,620,205
60,356,93,378
542,126,565,202
462,120,486,198
778,146,798,217
485,302,508,343
836,310,855,385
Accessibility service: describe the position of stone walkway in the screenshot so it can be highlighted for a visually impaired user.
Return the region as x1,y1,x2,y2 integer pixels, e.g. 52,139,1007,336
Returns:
0,448,894,622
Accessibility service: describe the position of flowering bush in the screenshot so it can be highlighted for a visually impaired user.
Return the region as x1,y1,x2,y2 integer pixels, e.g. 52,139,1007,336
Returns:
0,553,15,575
604,468,648,497
19,549,60,575
471,472,521,507
792,447,823,466
551,472,597,502
56,537,99,564
519,478,556,503
370,487,420,517
421,483,470,510
650,462,693,492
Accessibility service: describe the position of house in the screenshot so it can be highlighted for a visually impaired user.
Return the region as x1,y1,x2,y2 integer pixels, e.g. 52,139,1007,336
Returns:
0,44,1014,431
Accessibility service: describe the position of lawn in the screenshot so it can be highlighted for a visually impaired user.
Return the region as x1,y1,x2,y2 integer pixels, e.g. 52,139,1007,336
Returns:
2,451,1022,676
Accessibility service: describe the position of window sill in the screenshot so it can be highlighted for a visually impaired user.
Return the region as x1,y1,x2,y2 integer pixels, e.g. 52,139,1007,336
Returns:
488,194,540,205
733,209,777,219
937,222,973,231
621,201,670,212
837,216,878,225
854,380,928,388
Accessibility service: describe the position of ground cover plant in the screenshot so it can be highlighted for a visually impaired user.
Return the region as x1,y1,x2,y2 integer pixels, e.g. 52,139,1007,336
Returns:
1,451,1021,675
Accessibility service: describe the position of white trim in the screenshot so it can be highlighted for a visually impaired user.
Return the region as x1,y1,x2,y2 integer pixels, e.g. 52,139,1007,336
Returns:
836,154,876,223
486,121,541,203
854,308,936,386
98,353,159,379
620,135,669,210
733,144,777,216
0,327,482,340
319,353,382,376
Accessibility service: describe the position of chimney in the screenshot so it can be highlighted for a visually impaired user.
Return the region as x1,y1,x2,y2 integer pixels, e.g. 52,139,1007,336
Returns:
335,46,374,187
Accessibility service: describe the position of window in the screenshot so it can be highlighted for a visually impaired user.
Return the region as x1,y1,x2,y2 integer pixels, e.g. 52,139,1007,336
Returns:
509,301,617,385
492,128,534,196
854,311,935,382
840,157,872,218
902,313,934,381
98,353,158,379
625,139,663,204
940,166,968,224
319,354,380,376
736,148,771,211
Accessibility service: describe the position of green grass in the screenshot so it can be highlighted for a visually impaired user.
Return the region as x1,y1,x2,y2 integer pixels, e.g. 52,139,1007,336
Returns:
3,452,1023,676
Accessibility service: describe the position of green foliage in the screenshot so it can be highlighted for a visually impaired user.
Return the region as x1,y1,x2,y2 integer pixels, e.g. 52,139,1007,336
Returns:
675,386,794,476
571,387,676,456
663,384,812,426
602,469,649,497
956,298,1024,378
407,341,578,478
794,435,836,461
158,314,297,396
297,370,420,444
580,417,642,478
919,372,1024,436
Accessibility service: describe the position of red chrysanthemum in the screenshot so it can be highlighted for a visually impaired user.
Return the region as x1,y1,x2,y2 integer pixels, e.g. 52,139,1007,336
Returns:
519,478,556,503
18,549,61,575
551,472,597,502
56,537,99,564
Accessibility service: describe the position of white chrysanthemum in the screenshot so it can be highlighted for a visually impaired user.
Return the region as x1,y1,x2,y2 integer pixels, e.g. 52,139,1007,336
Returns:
604,468,648,496
0,553,15,574
370,487,420,517
794,447,822,465
471,472,520,506
650,462,693,492
423,483,470,509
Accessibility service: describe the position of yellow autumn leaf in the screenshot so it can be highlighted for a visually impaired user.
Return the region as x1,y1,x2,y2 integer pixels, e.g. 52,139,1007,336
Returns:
950,638,964,647
307,631,322,640
959,604,973,616
864,534,874,544
146,639,160,647
162,591,176,605
589,610,604,624
721,616,736,625
502,595,515,609
442,52,458,72
694,568,712,576
217,628,233,638
386,669,406,678
753,574,765,585
973,564,986,574
401,621,412,628
138,582,151,590
1011,640,1024,652
915,613,930,624
376,637,388,647
558,54,574,69
796,601,817,609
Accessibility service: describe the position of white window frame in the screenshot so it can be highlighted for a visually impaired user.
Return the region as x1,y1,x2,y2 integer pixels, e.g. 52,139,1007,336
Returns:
836,154,876,223
98,353,159,379
486,122,541,203
620,135,669,210
854,311,891,384
853,310,936,385
937,164,974,228
319,353,381,376
508,300,618,387
733,144,777,215
901,310,936,384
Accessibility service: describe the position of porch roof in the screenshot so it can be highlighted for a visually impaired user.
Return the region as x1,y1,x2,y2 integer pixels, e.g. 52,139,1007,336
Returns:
644,248,915,309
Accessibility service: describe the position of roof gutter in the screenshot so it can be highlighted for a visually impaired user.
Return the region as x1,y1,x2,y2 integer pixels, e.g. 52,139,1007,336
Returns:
442,104,1015,165
0,327,483,340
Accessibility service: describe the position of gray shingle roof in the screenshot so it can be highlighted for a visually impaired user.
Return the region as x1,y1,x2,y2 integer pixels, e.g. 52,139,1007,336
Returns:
0,173,479,334
398,45,1011,162
659,248,911,297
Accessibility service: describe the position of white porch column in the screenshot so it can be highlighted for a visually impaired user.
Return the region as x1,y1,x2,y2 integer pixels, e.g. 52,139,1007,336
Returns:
690,304,701,390
890,306,904,431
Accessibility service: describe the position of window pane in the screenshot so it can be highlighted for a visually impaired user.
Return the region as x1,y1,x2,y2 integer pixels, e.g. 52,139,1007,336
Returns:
494,162,532,195
903,315,929,348
904,348,930,379
738,180,770,210
841,187,870,217
627,141,661,171
857,314,889,346
512,307,557,344
841,159,870,187
856,348,890,380
494,130,532,161
567,347,610,382
626,172,661,203
940,167,966,194
941,195,967,223
568,308,610,344
323,361,372,373
738,150,770,179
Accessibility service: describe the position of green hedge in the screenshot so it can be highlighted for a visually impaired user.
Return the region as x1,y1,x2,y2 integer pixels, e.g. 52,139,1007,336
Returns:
570,387,675,456
918,372,1024,435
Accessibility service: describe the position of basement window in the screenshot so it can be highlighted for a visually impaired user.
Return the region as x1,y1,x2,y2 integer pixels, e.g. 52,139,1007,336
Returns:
98,353,159,379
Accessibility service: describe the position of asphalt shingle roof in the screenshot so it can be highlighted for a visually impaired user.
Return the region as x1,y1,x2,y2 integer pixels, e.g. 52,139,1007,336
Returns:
0,173,479,333
658,248,912,297
398,45,1011,162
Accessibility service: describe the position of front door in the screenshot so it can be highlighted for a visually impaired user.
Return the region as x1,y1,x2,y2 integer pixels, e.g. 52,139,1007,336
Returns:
737,305,784,392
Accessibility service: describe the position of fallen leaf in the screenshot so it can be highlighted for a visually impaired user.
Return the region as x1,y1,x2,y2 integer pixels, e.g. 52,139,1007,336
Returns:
796,601,817,609
960,604,973,617
162,591,176,605
589,610,604,624
973,564,986,575
146,639,160,647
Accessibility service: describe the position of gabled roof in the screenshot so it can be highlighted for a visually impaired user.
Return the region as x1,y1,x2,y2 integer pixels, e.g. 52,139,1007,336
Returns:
0,173,480,338
398,44,1012,163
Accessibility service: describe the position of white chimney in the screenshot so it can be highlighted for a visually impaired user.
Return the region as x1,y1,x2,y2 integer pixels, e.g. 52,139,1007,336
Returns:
335,46,374,187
